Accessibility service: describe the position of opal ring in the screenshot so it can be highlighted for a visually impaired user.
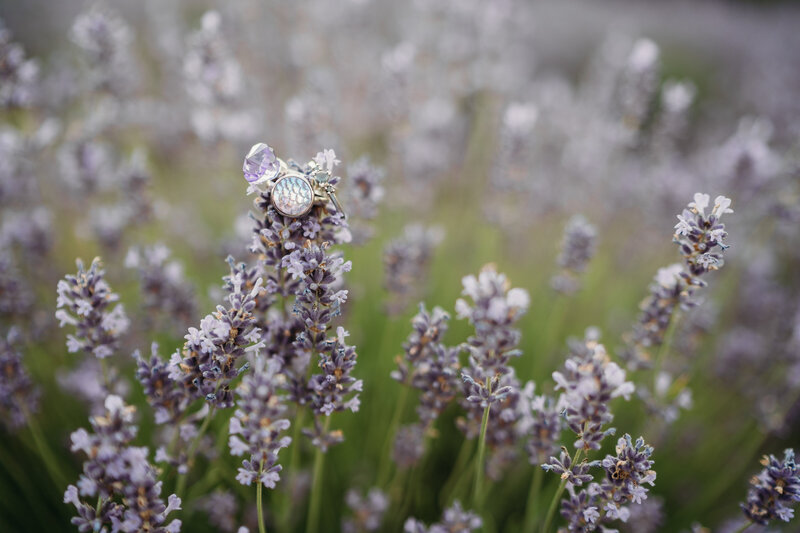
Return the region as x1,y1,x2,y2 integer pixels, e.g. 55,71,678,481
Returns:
243,143,345,219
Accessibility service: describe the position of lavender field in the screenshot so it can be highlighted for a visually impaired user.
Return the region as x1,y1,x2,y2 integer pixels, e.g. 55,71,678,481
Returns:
1,1,799,532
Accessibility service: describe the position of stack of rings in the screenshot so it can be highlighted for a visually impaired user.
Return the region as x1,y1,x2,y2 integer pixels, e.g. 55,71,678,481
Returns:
243,143,345,219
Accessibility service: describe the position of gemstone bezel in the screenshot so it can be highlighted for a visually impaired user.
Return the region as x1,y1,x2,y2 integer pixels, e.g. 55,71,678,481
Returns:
271,173,315,218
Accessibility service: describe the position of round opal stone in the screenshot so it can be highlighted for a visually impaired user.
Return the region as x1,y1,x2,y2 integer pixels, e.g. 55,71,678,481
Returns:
271,175,314,217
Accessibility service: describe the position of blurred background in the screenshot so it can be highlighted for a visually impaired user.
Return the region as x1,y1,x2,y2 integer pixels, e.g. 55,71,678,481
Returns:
1,0,799,531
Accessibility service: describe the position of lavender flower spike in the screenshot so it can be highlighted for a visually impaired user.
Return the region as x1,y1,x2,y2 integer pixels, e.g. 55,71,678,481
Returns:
551,215,598,295
342,488,389,533
741,449,800,525
404,500,482,533
0,327,39,429
168,270,264,409
229,357,292,488
56,258,129,360
552,332,634,451
65,395,182,532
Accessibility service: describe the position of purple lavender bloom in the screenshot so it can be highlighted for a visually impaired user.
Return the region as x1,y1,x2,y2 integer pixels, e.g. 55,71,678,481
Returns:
196,490,239,532
404,500,482,533
551,215,598,295
125,244,197,330
557,434,656,531
65,395,182,532
168,266,263,409
621,193,733,370
542,447,600,486
617,38,660,134
673,193,733,286
0,251,33,323
393,423,427,468
741,449,800,525
342,488,389,533
383,224,444,314
552,334,634,451
0,327,39,429
229,357,291,488
392,304,461,429
56,258,129,360
0,18,39,109
601,434,657,505
344,157,385,244
134,343,189,425
519,382,565,465
456,266,529,475
70,5,134,96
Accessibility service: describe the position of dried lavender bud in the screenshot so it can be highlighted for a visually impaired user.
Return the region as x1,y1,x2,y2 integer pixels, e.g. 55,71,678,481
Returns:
551,215,598,295
553,334,633,451
404,500,482,533
229,357,291,488
384,224,444,314
56,258,129,360
125,244,197,330
0,18,39,109
168,266,263,409
0,327,39,429
342,488,388,533
741,449,800,525
64,395,182,532
70,5,134,96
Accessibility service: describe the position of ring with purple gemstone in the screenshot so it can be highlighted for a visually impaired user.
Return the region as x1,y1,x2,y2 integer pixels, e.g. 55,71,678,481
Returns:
242,143,345,219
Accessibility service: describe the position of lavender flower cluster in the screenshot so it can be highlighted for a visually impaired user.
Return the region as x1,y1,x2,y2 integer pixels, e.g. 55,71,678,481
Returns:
64,395,182,532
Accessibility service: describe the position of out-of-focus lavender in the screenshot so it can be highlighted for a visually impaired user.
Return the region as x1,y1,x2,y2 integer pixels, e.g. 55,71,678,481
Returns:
384,224,444,314
0,327,39,429
404,500,482,533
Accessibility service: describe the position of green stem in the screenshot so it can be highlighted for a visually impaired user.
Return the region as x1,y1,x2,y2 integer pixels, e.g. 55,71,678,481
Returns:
732,521,752,533
522,466,544,533
22,406,68,489
541,448,582,533
175,406,216,498
652,309,681,379
279,405,307,532
472,378,492,511
439,439,476,506
305,417,331,533
257,458,267,533
377,383,410,487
